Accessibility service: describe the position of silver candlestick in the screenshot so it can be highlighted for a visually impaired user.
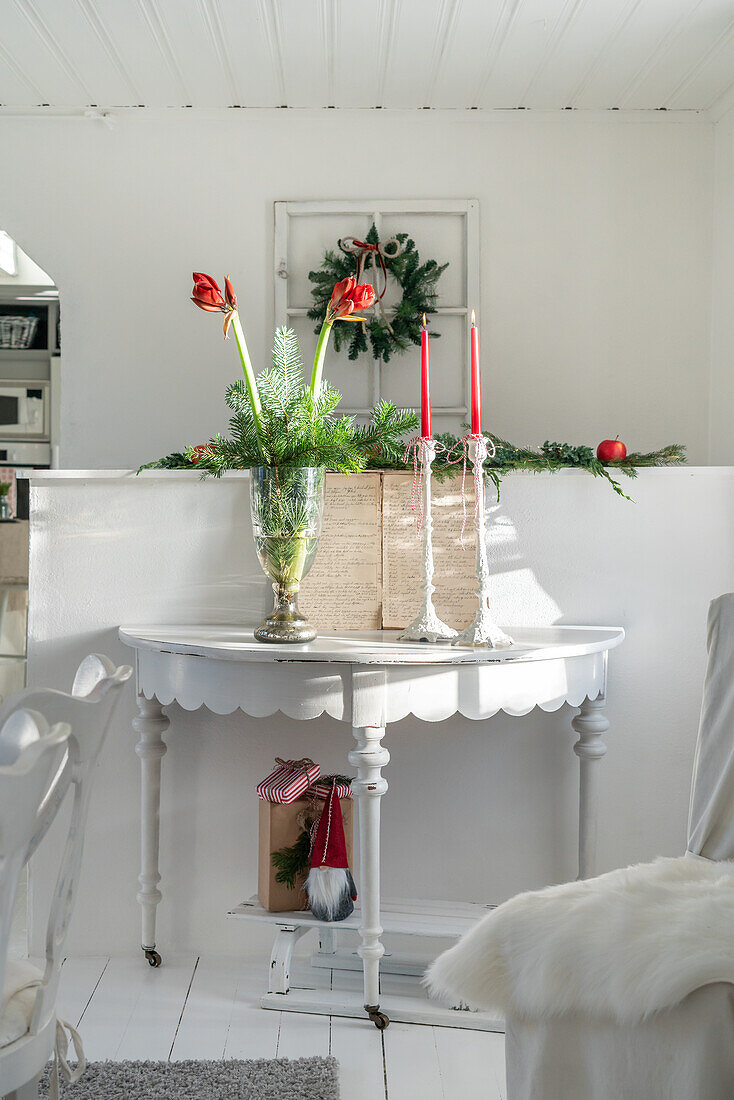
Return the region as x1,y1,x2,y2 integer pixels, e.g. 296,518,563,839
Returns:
399,438,458,643
453,435,514,648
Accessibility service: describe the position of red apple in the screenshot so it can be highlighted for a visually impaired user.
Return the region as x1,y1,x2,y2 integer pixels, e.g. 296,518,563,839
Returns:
597,438,627,462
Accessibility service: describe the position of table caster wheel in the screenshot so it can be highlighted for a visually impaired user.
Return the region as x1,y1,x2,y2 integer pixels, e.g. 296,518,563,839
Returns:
144,949,162,968
367,1007,389,1030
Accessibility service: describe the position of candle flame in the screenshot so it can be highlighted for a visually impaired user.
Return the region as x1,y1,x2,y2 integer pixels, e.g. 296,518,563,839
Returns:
422,313,427,327
471,310,476,325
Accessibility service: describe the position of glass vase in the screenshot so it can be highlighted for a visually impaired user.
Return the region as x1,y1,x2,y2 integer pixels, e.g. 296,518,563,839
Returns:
250,466,325,644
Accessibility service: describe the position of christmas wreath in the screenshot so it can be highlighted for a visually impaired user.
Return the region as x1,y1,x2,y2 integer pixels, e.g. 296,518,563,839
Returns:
307,224,448,363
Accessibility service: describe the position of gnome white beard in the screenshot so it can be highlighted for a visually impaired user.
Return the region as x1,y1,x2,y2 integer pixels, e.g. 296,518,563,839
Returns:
305,866,355,922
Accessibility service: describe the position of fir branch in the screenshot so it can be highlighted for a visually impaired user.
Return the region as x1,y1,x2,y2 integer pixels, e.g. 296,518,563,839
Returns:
271,828,312,890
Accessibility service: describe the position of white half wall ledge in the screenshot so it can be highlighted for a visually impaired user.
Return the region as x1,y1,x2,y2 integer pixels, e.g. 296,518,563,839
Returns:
25,468,734,957
28,467,733,481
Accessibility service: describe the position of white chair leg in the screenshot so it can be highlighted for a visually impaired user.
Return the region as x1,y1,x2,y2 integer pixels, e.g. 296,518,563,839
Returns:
6,1073,41,1099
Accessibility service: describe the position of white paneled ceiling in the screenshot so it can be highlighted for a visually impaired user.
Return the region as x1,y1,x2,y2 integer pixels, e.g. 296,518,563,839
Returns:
1,0,733,112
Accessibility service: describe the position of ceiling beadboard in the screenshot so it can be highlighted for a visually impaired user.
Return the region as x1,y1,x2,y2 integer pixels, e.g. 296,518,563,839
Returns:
0,0,733,112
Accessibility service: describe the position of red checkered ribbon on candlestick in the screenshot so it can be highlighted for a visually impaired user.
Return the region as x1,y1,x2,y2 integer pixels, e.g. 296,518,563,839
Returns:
306,778,353,800
256,757,321,804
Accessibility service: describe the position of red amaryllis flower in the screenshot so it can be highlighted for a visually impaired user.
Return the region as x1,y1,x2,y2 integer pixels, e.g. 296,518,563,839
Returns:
191,272,225,312
192,272,238,338
350,283,376,311
325,277,376,323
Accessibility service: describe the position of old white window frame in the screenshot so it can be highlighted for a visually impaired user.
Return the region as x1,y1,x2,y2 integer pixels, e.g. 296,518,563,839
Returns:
274,199,479,423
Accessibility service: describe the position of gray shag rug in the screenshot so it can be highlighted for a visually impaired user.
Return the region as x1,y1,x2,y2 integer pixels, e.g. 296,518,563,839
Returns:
40,1058,340,1098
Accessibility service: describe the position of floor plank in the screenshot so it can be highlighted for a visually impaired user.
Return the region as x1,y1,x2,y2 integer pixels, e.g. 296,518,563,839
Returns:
223,962,281,1061
57,956,109,1028
434,1025,506,1100
383,1022,443,1100
170,957,240,1060
277,1009,331,1059
330,1016,386,1100
77,954,197,1061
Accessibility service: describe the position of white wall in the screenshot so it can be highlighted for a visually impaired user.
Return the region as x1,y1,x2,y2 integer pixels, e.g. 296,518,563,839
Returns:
26,469,734,958
0,109,714,466
709,111,734,463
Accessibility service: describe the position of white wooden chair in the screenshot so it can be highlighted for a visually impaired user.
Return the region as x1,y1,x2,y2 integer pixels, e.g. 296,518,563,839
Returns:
428,594,734,1099
0,655,132,1100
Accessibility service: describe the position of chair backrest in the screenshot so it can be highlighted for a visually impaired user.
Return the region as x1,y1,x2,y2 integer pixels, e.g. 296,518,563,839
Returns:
0,710,71,1020
687,594,734,860
0,653,132,1036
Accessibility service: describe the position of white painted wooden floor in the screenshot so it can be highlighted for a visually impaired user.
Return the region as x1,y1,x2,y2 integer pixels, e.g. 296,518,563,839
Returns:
55,954,506,1099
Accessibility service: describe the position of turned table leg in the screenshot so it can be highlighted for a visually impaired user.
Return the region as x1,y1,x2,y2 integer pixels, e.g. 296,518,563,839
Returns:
572,695,609,880
133,694,169,966
349,724,390,1029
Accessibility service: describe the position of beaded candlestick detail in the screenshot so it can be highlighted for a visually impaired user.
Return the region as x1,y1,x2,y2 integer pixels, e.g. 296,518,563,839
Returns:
453,434,514,649
399,438,458,644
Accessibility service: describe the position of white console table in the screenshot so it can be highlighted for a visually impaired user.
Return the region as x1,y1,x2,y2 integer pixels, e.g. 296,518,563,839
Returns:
119,624,624,1030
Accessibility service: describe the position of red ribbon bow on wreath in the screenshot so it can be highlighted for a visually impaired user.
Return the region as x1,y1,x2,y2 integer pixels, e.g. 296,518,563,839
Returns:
339,235,404,336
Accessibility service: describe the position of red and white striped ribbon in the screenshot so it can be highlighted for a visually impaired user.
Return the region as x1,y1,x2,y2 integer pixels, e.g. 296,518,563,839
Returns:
306,779,353,800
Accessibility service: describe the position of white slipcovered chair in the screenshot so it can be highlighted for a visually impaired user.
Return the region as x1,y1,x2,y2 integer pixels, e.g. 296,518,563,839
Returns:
428,594,734,1100
0,655,132,1100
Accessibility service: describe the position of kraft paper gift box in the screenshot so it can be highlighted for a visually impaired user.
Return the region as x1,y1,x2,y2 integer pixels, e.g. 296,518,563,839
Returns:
258,796,354,913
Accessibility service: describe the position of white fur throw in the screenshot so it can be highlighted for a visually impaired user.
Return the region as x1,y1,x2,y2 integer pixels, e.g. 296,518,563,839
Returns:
425,856,734,1025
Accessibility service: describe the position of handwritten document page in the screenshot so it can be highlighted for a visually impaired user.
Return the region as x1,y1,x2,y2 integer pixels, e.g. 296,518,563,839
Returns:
300,473,383,631
381,472,477,630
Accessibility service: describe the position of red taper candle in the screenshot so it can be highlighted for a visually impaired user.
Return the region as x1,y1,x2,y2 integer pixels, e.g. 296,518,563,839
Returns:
470,310,481,436
421,313,432,438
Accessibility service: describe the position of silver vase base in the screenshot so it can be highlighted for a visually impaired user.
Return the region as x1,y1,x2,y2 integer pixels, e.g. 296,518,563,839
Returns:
254,617,317,644
254,589,316,644
453,611,514,649
399,606,458,644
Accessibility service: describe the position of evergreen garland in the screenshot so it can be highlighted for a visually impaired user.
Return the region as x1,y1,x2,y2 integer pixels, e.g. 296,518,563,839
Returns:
368,433,687,500
307,224,448,363
143,430,686,500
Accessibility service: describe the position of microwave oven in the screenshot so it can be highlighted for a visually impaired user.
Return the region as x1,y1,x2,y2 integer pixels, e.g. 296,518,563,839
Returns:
0,381,49,438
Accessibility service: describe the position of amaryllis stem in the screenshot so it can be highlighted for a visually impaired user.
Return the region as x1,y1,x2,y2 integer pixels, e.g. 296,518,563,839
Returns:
310,320,333,397
231,312,264,434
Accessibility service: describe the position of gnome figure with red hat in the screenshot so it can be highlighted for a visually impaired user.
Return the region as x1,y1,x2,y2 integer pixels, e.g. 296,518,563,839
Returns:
305,784,357,921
